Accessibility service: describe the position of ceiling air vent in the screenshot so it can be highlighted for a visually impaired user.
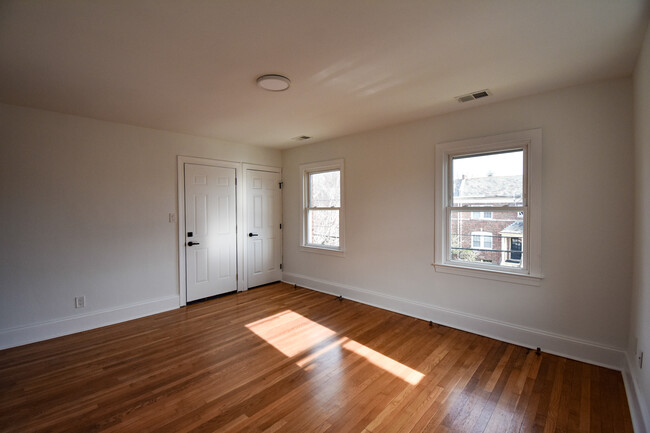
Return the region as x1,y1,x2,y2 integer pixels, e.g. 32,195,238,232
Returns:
292,135,311,141
455,89,492,103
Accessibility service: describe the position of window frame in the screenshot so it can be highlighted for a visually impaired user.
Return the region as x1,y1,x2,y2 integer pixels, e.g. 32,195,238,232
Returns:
299,159,345,256
434,129,542,285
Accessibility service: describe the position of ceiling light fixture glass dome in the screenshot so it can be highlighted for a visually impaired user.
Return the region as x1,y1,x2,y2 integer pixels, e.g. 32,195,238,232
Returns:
256,74,291,91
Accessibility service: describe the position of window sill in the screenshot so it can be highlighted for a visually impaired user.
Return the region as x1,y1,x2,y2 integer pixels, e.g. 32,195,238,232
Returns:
432,263,542,286
300,245,345,257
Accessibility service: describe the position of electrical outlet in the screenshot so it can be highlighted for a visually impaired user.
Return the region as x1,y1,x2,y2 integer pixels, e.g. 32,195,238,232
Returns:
74,296,86,308
169,212,177,223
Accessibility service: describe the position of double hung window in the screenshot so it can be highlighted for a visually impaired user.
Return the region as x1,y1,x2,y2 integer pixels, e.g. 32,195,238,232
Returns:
435,129,542,284
300,160,345,254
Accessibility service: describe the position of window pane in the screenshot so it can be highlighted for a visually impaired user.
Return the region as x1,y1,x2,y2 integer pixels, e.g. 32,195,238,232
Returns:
450,210,523,268
510,238,522,261
307,209,339,247
309,170,340,208
484,234,493,249
452,150,523,207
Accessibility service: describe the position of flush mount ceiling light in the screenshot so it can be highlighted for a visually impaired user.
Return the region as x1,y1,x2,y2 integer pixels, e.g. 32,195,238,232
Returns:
256,74,291,91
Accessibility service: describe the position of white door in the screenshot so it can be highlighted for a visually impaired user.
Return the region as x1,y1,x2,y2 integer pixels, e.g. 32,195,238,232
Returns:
246,169,282,288
185,164,237,302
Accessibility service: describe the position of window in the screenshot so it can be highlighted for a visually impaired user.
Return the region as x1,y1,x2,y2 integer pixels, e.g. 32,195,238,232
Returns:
434,129,542,284
470,232,493,250
471,211,493,219
300,159,345,254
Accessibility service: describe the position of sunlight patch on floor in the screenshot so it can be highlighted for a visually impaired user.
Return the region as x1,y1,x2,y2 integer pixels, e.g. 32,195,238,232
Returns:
246,310,424,385
245,310,336,357
342,339,424,385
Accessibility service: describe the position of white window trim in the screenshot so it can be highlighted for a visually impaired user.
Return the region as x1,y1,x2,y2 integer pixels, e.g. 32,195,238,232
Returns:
434,129,543,286
299,159,345,256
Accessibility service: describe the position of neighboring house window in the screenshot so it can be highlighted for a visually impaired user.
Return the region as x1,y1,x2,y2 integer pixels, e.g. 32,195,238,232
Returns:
471,211,493,219
471,231,492,249
300,159,345,254
434,129,542,284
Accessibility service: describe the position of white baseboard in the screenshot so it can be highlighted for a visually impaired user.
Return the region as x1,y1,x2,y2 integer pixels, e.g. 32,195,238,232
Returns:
0,295,180,350
282,272,627,371
623,352,650,433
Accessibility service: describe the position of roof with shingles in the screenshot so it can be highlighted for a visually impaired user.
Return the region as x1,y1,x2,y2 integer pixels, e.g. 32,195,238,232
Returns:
453,175,522,199
501,220,524,234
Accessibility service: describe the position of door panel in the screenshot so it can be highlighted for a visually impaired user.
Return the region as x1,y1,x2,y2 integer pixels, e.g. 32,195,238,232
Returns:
246,169,282,288
185,164,237,302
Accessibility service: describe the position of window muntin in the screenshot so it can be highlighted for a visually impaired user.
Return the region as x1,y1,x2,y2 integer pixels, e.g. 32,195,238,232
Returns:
435,129,542,282
301,160,344,252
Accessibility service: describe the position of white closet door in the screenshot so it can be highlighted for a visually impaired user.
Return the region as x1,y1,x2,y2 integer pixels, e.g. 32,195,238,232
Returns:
185,164,237,302
246,169,282,288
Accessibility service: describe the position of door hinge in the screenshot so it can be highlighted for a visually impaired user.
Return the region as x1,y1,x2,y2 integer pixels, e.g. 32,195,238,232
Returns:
235,177,237,185
279,181,283,189
280,264,283,270
280,223,282,229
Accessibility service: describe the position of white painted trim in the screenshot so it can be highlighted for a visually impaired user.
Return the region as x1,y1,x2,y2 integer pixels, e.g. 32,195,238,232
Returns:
434,129,543,283
242,164,282,290
433,263,542,286
623,352,650,433
282,272,626,370
242,163,281,173
177,156,245,305
298,245,346,257
0,295,179,350
299,159,345,254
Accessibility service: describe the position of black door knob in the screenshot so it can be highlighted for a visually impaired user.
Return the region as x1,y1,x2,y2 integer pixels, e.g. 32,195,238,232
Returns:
187,241,200,246
248,233,259,237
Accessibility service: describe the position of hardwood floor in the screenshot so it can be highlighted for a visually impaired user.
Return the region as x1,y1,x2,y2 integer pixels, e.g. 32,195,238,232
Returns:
0,283,633,432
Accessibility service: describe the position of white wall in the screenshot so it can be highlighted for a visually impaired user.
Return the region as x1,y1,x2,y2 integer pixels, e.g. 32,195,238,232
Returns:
630,23,650,433
282,78,635,368
0,103,281,348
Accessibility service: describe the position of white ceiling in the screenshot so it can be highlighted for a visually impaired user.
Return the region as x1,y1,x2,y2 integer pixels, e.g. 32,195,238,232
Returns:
0,1,648,149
